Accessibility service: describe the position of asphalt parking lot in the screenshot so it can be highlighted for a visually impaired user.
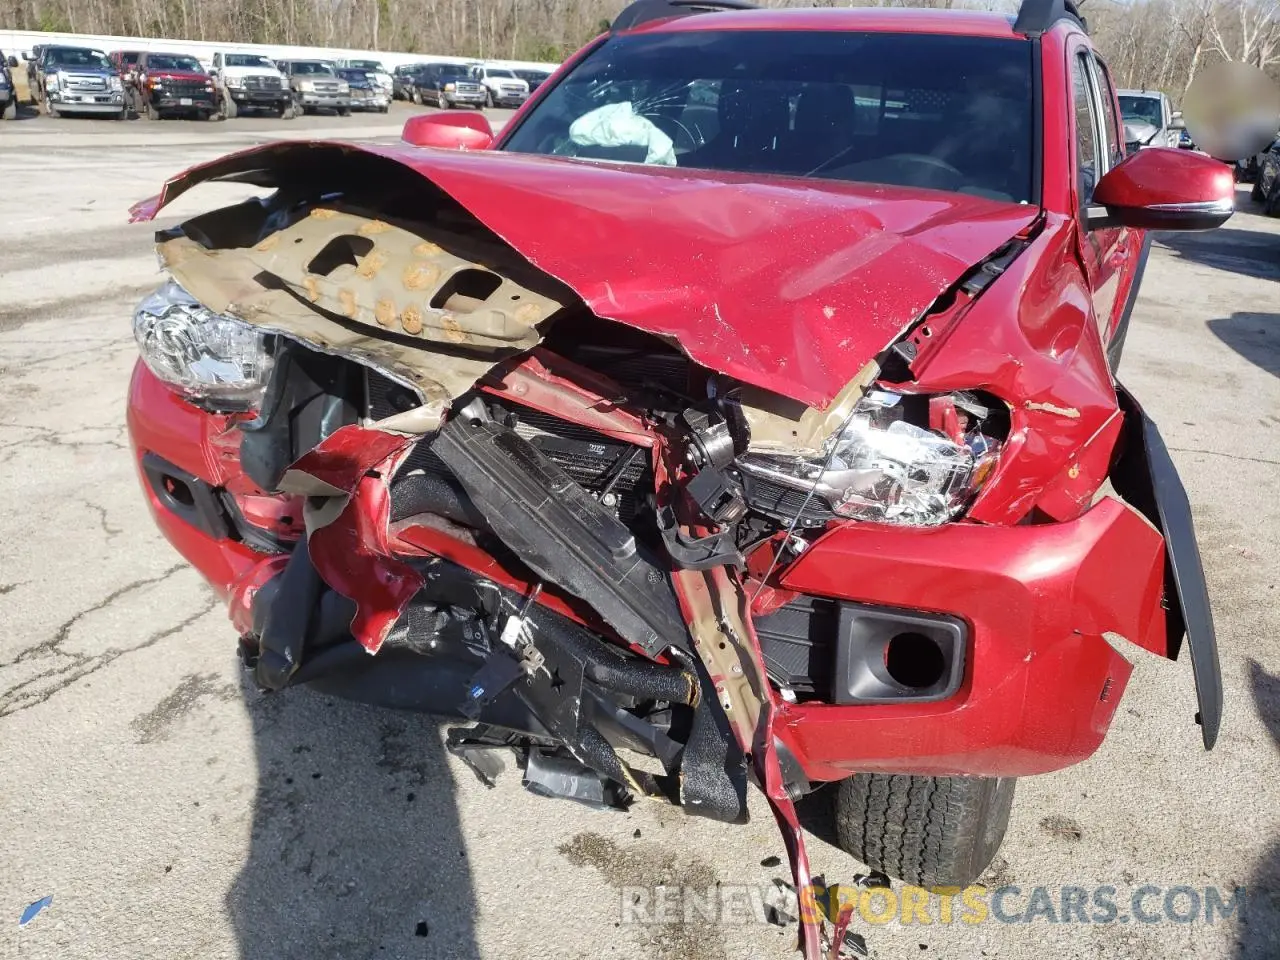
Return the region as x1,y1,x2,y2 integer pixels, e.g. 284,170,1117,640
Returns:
1,108,1278,960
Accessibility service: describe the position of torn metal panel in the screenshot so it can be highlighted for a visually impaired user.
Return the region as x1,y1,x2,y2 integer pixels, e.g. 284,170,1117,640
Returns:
672,563,826,960
281,425,424,653
159,205,569,430
735,360,881,457
241,207,561,351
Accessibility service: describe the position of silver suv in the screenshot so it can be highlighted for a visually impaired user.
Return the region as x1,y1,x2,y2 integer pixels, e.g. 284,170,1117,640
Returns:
276,59,351,116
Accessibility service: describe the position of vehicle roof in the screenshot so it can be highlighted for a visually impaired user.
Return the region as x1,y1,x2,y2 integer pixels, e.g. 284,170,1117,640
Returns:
1117,89,1167,97
620,7,1024,40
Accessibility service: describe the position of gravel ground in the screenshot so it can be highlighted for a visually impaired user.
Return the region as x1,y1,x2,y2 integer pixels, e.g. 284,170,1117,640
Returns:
1,109,1277,960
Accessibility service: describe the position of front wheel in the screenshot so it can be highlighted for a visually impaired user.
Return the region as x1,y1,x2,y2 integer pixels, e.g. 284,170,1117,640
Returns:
338,106,351,117
834,773,1016,888
412,88,422,105
2,99,16,121
146,100,161,120
485,89,495,108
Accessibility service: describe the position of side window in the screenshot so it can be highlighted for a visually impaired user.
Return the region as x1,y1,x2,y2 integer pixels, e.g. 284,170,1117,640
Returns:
1090,55,1124,168
1071,52,1100,207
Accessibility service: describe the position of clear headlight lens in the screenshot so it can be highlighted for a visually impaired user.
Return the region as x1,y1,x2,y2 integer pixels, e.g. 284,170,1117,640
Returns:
338,81,350,93
109,75,122,91
299,79,315,92
225,75,244,88
133,281,274,411
739,390,1001,527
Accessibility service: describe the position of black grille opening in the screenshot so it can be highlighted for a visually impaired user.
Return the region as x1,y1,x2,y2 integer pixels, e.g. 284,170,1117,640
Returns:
369,372,656,534
753,595,837,700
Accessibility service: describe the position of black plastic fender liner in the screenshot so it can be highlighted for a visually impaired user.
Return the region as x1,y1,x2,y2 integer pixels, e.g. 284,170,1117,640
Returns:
432,414,691,657
1111,384,1223,749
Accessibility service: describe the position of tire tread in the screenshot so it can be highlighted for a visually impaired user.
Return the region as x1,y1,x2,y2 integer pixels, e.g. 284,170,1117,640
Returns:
835,773,1015,888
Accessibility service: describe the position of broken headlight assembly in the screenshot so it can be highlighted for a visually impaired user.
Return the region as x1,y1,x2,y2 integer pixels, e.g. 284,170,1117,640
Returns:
737,390,1003,527
133,280,275,412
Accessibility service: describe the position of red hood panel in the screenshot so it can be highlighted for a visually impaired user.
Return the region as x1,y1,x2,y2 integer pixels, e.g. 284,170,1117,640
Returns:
148,71,209,81
132,142,1037,407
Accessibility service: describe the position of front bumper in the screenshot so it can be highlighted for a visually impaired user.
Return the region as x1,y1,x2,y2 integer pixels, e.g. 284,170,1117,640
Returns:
229,89,291,107
49,91,124,111
296,92,351,109
349,91,389,110
151,95,216,112
127,356,1174,782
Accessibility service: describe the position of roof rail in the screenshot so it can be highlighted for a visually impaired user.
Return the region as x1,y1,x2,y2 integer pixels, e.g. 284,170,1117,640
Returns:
611,0,758,32
1012,0,1088,37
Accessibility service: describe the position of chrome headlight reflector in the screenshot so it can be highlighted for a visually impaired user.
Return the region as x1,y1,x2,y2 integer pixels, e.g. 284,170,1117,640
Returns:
738,390,1001,527
133,281,274,411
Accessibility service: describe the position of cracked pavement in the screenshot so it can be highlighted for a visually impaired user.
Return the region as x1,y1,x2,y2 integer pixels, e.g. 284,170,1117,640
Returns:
1,112,1278,960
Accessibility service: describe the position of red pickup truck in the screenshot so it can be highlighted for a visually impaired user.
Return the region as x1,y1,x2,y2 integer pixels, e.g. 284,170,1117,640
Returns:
124,50,217,121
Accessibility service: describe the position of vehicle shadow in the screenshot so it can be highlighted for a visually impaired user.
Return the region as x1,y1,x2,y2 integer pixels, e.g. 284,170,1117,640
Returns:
1155,227,1280,283
1206,312,1280,380
1235,659,1280,960
226,677,479,960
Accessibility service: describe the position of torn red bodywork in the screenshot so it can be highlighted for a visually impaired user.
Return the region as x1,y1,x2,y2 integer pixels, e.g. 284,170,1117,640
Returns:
132,142,1038,410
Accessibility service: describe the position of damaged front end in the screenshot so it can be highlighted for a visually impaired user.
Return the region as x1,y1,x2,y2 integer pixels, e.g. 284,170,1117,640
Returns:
126,141,1217,959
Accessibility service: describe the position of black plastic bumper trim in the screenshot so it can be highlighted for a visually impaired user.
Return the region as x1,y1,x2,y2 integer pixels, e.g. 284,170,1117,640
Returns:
1111,384,1223,750
141,451,230,541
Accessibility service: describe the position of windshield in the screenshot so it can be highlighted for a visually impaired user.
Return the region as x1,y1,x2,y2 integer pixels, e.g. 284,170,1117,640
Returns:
292,62,336,76
1119,95,1163,127
338,69,369,83
487,68,516,79
348,60,384,71
225,54,275,69
502,31,1035,203
439,64,470,78
149,55,203,72
516,70,551,82
49,48,112,70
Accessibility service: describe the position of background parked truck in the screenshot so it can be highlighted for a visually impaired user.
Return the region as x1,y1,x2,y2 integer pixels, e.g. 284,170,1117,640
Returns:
32,45,125,119
210,51,292,118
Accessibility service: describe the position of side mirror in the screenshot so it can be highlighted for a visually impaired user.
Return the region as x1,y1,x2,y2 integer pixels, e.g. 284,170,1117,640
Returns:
1089,147,1234,231
1170,116,1187,131
6,56,16,68
21,50,32,61
402,111,494,150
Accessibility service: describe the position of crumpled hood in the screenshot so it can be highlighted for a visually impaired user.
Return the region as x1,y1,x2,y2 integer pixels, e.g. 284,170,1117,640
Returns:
132,141,1038,408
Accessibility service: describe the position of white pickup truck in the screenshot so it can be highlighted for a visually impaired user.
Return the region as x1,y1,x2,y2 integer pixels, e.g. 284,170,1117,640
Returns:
471,64,529,108
210,51,293,118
